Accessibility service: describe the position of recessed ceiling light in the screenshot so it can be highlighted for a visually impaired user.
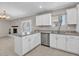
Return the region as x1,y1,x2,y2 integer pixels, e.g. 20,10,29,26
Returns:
39,5,42,8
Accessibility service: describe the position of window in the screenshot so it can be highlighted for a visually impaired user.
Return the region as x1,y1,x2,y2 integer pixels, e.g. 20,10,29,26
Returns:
51,14,66,27
22,20,32,33
59,14,66,26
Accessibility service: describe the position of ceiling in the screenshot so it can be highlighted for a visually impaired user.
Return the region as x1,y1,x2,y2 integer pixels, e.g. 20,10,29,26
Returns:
0,2,78,19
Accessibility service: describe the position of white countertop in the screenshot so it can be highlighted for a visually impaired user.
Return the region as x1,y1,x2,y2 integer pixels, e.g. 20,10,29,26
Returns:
9,32,38,37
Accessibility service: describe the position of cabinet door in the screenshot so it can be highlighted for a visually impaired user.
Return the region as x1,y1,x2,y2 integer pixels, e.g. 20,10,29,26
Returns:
66,8,77,24
36,15,43,26
23,37,30,55
34,33,41,46
30,34,36,49
14,36,23,55
36,14,51,26
30,33,41,49
50,34,57,48
67,36,79,54
42,14,51,25
57,35,66,50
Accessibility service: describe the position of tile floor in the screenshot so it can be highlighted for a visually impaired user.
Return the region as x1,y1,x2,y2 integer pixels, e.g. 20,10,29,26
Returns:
0,37,77,56
0,36,18,56
26,45,76,56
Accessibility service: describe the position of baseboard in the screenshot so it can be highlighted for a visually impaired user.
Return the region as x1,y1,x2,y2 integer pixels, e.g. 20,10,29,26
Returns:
50,47,79,56
41,44,50,47
23,44,41,56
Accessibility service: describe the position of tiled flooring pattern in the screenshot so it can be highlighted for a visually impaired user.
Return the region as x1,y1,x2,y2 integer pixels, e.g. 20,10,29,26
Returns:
0,37,77,56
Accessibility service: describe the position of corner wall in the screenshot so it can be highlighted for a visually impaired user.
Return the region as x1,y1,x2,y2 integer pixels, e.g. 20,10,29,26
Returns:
0,20,10,37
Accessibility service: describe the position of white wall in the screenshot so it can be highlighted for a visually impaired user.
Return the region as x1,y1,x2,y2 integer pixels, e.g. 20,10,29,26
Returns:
0,20,10,37
52,9,66,16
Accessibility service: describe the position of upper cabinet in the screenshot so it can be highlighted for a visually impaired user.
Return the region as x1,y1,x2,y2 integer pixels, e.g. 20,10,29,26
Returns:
36,14,52,26
76,5,79,32
66,7,77,24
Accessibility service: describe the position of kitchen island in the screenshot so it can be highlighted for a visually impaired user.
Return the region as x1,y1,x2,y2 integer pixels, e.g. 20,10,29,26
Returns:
11,32,41,55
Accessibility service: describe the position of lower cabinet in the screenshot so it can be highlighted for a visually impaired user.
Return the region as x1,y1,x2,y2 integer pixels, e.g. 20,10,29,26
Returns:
23,36,31,55
30,33,41,50
34,33,41,47
50,34,79,55
66,36,79,54
50,34,57,48
14,33,41,55
56,35,66,50
50,34,66,50
14,36,23,55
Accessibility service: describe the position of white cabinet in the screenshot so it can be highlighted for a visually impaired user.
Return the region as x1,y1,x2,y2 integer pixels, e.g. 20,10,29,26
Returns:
66,7,77,24
50,34,79,55
66,36,79,54
50,34,66,50
36,15,43,26
23,37,31,55
30,35,35,50
50,34,57,48
30,33,41,50
34,33,41,47
36,14,52,26
14,36,31,55
14,36,23,55
14,33,41,55
76,5,79,32
56,35,66,50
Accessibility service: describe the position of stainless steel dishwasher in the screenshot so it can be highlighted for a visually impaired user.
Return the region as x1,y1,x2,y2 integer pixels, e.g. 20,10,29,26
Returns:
41,33,50,47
